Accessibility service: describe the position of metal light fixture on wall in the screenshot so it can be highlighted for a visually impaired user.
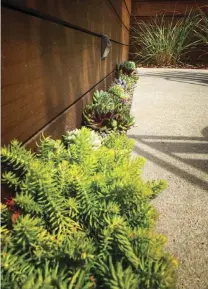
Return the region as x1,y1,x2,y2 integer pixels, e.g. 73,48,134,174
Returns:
101,34,111,60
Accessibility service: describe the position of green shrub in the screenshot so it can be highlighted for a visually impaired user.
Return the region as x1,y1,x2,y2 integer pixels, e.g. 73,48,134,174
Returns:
132,13,200,65
1,128,177,289
83,90,135,133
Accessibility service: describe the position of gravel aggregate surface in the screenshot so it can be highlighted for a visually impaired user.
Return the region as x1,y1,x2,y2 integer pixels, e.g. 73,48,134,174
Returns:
128,68,208,289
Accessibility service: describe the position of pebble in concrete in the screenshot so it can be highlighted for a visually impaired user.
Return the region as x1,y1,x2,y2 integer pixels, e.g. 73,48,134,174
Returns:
128,68,208,289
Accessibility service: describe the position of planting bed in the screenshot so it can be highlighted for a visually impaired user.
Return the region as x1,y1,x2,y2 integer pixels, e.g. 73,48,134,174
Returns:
1,62,178,289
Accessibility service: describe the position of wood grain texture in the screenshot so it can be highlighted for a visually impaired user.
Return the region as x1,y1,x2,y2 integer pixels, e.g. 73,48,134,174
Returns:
25,71,115,150
124,0,132,15
2,7,129,145
110,0,131,29
132,1,207,16
6,0,129,44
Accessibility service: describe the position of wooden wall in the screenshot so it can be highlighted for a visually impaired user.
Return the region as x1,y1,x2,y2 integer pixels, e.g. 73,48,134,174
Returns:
2,0,131,148
130,0,208,63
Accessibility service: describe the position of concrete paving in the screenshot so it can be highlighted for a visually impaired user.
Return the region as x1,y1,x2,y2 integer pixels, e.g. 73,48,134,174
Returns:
128,68,208,289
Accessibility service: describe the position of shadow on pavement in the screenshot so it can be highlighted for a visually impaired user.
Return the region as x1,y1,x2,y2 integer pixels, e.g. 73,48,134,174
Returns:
139,70,208,87
128,134,208,191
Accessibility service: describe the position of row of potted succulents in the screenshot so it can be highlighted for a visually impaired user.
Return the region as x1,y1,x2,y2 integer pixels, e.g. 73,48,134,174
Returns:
83,61,138,134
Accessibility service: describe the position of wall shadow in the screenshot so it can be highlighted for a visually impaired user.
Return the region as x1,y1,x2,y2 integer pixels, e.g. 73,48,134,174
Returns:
2,0,130,148
34,0,128,144
201,126,208,139
138,70,208,87
128,133,208,191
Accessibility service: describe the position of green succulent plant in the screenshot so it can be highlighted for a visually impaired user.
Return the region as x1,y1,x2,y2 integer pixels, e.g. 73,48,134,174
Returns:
109,85,124,96
92,90,112,104
119,61,136,75
83,104,134,133
63,129,102,149
83,90,134,133
1,129,177,289
109,85,130,100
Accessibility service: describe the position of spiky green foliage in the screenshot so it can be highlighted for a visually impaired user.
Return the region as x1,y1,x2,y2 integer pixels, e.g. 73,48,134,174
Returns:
96,257,139,289
195,8,208,46
132,12,200,65
1,203,11,226
1,128,177,289
1,139,34,180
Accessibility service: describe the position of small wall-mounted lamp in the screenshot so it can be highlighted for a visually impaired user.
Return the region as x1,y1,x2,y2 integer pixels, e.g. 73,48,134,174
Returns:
101,34,111,60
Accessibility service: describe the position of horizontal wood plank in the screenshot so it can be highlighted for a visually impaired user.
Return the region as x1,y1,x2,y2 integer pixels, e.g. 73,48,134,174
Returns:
25,71,115,150
2,7,129,145
110,0,131,29
124,0,132,14
5,0,129,44
132,1,208,16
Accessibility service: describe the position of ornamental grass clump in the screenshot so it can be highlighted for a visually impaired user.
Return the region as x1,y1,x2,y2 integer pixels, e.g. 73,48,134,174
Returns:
195,8,208,46
1,128,178,289
132,12,200,66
